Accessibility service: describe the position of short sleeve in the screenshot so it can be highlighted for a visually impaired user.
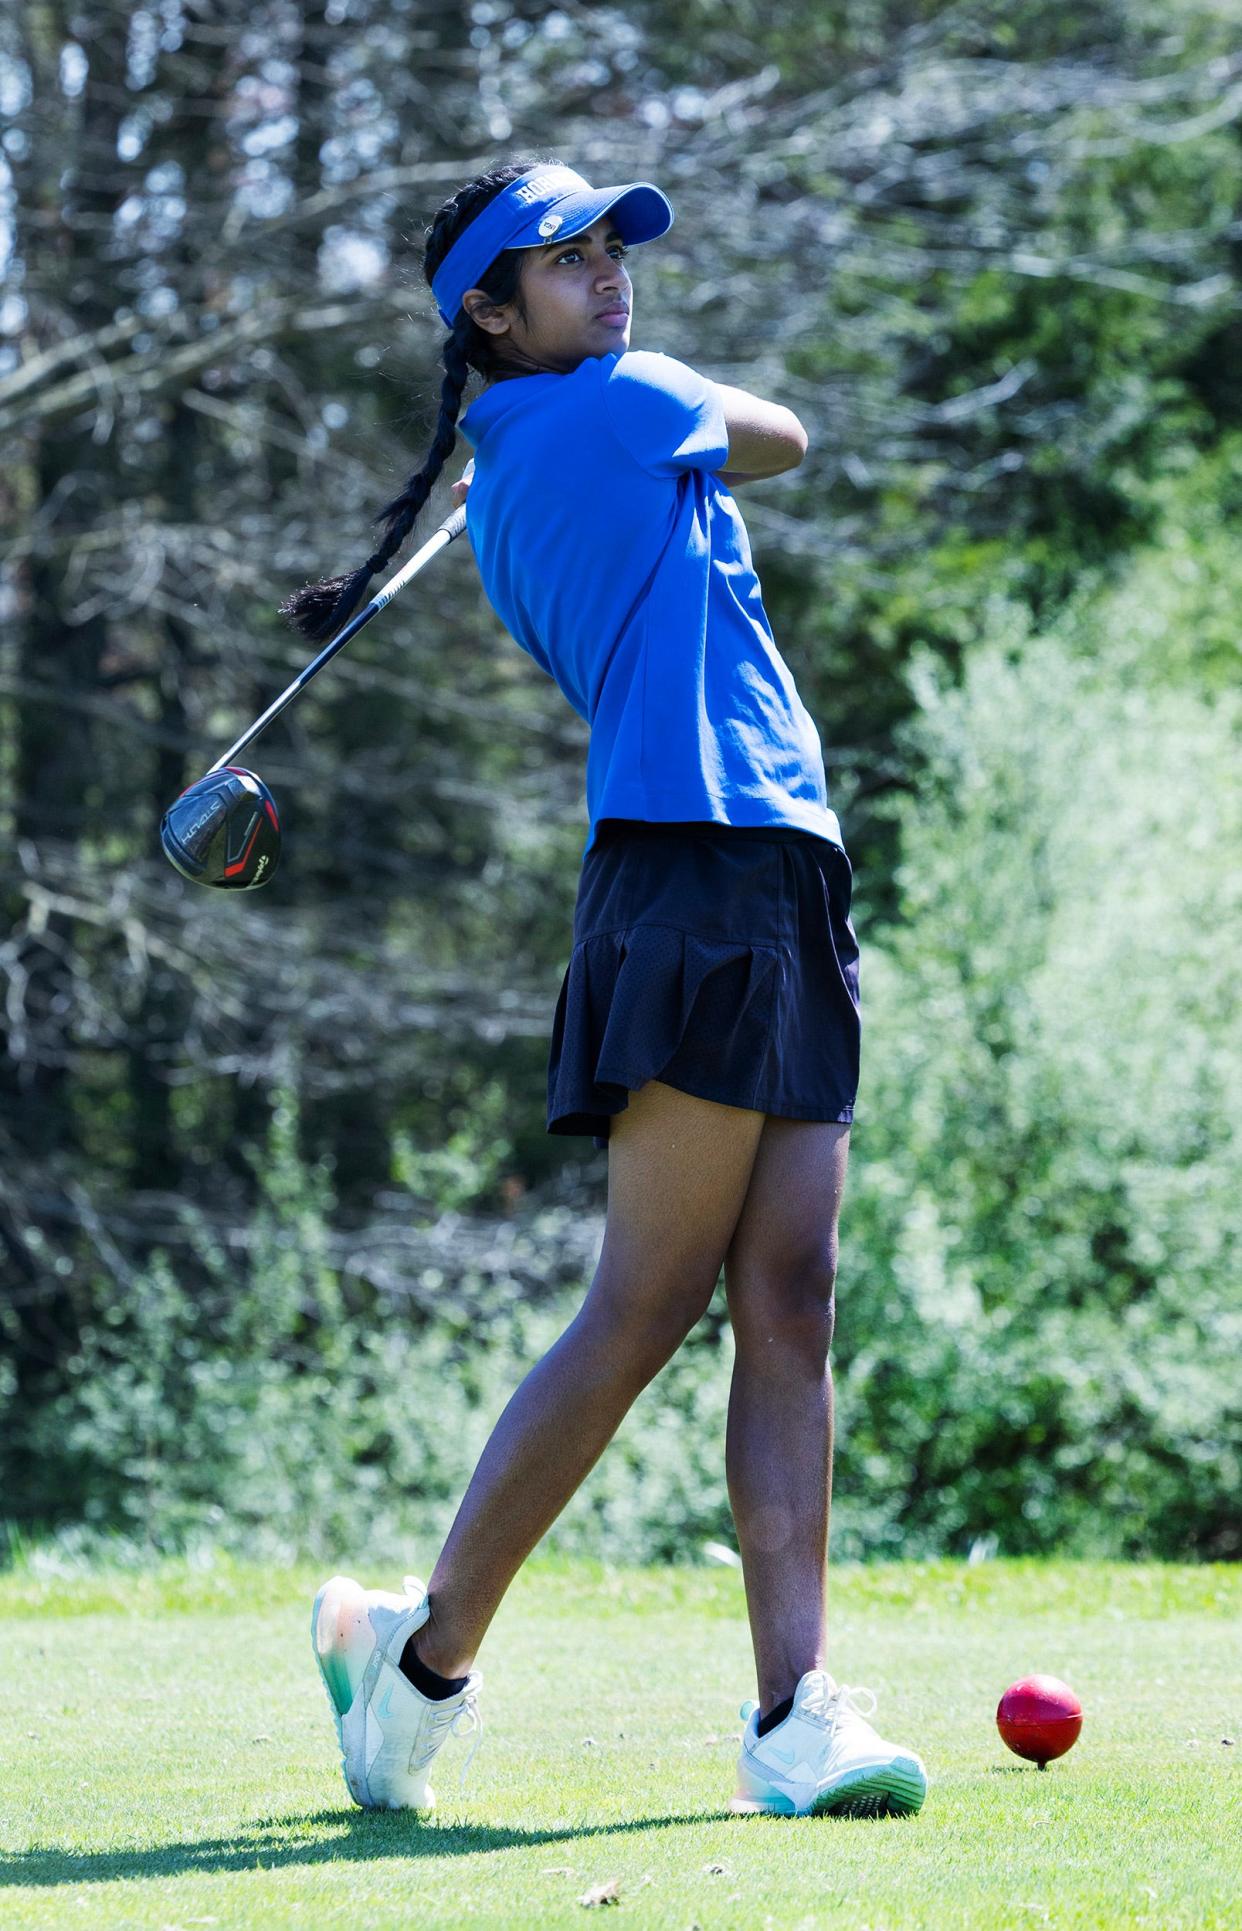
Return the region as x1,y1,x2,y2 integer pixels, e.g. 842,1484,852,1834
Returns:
600,350,730,479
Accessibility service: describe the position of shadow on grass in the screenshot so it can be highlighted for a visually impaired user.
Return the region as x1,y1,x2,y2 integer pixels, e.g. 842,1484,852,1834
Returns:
0,1807,753,1888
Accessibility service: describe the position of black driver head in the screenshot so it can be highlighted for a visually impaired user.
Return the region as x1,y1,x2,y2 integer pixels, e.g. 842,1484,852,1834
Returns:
160,766,281,889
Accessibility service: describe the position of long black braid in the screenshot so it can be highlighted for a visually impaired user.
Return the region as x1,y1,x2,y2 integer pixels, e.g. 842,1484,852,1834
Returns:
279,156,564,643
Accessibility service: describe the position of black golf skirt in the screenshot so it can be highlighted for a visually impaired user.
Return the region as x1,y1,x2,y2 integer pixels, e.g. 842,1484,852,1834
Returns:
546,817,861,1152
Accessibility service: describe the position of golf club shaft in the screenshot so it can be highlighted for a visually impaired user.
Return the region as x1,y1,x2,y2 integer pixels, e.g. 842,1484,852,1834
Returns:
206,502,469,776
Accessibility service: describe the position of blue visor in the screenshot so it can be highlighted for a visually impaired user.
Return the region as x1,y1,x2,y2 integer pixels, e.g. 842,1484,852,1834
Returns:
431,164,674,330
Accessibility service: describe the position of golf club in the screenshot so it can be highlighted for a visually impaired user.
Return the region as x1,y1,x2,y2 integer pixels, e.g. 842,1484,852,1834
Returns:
160,482,472,889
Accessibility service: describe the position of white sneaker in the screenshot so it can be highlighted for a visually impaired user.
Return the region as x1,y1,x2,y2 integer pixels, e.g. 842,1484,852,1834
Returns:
730,1669,927,1818
310,1572,483,1810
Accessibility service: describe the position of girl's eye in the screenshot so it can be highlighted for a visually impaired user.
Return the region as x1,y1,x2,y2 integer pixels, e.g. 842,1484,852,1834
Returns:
558,243,629,263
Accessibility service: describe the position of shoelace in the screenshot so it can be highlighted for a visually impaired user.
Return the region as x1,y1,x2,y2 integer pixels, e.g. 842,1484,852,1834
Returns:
797,1674,878,1728
402,1576,484,1787
411,1680,484,1784
740,1675,879,1735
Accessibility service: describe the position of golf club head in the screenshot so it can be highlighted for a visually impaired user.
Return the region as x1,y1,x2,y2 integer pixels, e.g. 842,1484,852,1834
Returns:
160,766,281,889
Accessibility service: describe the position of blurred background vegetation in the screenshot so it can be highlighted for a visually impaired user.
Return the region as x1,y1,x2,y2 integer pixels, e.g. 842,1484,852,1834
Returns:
1,0,1238,1570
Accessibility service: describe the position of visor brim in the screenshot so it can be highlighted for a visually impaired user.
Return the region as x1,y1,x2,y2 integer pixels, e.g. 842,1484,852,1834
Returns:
509,181,674,251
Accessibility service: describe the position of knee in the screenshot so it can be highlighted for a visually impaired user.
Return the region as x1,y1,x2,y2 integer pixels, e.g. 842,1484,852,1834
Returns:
582,1261,720,1380
729,1244,837,1367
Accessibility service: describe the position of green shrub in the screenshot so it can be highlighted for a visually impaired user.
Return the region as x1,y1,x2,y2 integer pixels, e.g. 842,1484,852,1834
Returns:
836,593,1240,1557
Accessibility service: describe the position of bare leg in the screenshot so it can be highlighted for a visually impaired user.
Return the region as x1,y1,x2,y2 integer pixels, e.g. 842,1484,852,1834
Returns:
412,1079,767,1679
723,1118,850,1718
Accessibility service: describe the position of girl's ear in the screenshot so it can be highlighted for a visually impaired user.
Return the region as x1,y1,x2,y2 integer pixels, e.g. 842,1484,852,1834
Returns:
464,290,507,336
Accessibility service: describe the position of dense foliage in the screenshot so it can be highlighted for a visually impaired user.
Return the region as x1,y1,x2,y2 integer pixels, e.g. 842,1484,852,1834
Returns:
2,0,1238,1563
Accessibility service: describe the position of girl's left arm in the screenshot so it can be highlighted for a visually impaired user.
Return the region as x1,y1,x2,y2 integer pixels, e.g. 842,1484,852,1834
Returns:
712,380,808,479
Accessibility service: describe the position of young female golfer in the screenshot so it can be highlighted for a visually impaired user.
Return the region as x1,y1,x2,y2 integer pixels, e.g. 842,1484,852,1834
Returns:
286,159,927,1821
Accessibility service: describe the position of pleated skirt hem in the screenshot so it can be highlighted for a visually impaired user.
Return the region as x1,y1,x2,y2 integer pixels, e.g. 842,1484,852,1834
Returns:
546,914,859,1153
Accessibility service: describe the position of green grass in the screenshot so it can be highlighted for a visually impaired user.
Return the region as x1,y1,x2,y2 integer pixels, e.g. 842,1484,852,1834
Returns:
0,1557,1237,1928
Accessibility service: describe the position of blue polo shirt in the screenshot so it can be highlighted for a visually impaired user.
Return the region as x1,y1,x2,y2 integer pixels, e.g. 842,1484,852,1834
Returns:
457,348,843,860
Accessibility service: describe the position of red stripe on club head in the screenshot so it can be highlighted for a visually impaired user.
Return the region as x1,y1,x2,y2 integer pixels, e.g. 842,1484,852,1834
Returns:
224,818,263,877
264,799,279,828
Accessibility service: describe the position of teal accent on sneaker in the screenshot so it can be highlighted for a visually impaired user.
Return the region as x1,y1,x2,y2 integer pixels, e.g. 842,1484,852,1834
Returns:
729,1774,799,1816
311,1577,358,1717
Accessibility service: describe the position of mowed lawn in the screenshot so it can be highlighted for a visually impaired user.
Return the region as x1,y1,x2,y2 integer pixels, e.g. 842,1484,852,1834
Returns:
0,1557,1237,1929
